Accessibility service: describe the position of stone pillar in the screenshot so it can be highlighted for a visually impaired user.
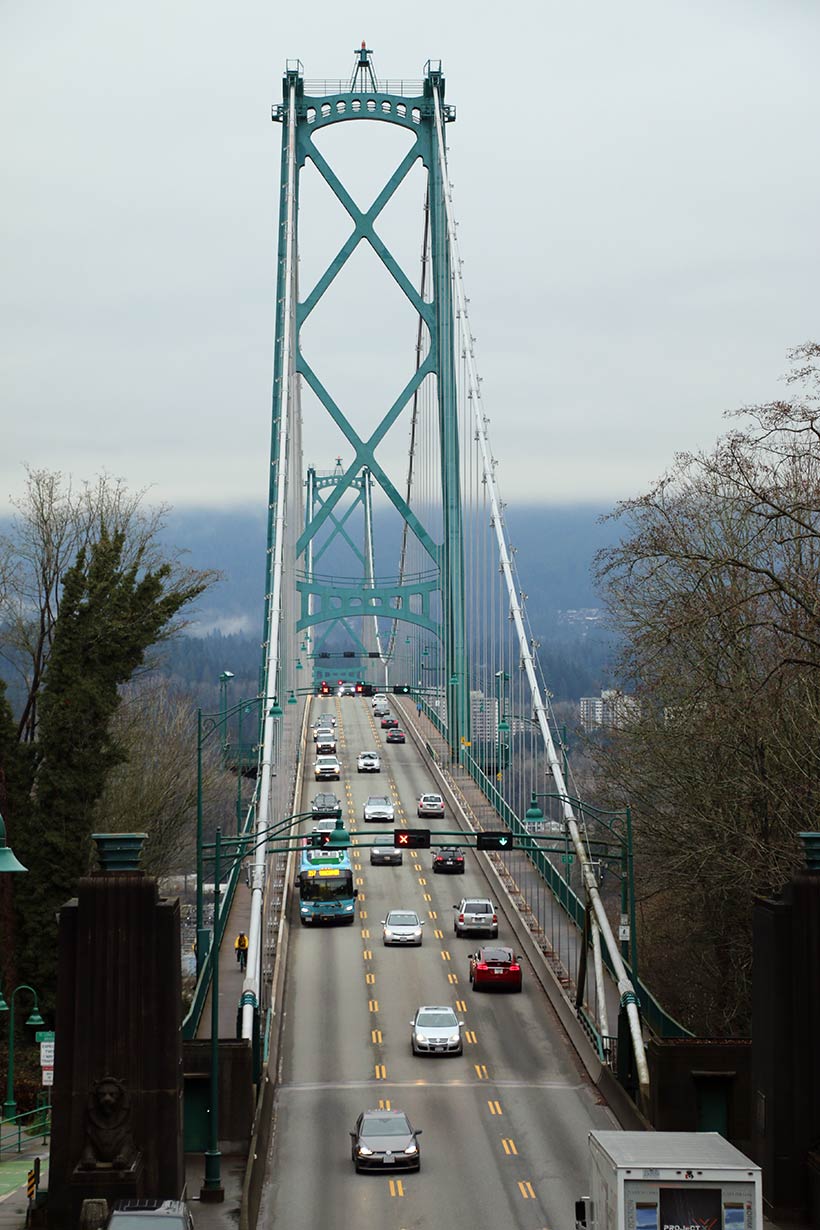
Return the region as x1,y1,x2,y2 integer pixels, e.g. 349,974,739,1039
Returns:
752,831,820,1224
47,835,184,1228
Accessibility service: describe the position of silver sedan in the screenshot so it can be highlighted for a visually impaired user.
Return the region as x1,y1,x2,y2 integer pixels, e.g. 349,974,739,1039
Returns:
382,910,424,946
410,1005,464,1055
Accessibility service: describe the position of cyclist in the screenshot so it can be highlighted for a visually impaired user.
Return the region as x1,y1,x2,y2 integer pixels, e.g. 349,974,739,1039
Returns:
234,930,249,972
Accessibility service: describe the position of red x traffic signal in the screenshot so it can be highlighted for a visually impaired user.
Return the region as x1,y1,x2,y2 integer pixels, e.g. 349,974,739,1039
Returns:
394,829,431,849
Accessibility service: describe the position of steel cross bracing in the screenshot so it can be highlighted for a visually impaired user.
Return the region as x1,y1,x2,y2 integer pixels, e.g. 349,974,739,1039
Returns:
304,462,384,681
272,52,469,753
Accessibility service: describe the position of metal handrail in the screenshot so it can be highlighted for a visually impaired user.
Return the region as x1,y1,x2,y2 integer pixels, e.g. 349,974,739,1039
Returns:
0,1103,51,1154
302,80,424,97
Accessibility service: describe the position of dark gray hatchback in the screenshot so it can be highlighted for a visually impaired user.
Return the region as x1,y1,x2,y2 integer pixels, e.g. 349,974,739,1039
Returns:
350,1108,422,1172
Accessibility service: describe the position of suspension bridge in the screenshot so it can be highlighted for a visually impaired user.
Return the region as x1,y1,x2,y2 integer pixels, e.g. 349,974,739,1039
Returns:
185,46,694,1226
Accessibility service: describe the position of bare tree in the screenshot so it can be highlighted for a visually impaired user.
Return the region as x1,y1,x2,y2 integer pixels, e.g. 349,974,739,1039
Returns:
0,468,216,743
93,678,239,876
592,345,820,1034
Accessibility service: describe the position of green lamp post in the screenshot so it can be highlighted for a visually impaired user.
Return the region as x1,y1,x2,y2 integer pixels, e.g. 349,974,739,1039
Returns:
199,807,324,1201
0,984,44,1120
0,814,27,873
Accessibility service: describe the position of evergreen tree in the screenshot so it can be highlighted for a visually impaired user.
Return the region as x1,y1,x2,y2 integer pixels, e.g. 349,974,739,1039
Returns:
13,529,207,1015
0,680,34,994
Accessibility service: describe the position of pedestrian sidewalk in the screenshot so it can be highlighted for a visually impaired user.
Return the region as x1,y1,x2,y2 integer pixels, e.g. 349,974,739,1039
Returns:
0,1134,48,1230
184,1154,244,1230
197,882,253,1040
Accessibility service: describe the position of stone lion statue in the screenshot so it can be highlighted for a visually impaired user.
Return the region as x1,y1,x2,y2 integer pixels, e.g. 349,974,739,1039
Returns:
78,1077,138,1170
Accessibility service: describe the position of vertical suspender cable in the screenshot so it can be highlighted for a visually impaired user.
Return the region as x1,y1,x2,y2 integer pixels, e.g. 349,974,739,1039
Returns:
431,85,645,1106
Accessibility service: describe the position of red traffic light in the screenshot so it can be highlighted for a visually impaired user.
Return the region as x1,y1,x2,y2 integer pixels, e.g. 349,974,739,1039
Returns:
394,829,431,849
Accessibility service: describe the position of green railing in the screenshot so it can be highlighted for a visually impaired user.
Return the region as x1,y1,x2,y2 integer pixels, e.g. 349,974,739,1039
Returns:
461,746,692,1039
412,697,692,1041
0,1100,51,1154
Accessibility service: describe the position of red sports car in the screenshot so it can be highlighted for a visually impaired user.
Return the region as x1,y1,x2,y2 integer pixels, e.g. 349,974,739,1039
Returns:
385,728,405,743
380,715,399,729
468,946,522,992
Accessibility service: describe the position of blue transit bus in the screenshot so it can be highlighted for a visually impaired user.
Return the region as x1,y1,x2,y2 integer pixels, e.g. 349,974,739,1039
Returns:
297,846,357,925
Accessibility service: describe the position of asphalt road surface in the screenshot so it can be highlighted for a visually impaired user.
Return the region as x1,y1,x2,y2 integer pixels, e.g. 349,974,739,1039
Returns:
258,696,617,1229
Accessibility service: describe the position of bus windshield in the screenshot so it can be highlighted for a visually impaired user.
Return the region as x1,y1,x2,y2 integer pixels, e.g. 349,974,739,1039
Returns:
299,873,354,903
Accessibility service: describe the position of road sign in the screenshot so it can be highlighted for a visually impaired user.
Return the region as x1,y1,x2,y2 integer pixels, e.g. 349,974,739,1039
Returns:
35,1030,55,1043
42,1067,54,1087
476,832,513,851
40,1041,55,1065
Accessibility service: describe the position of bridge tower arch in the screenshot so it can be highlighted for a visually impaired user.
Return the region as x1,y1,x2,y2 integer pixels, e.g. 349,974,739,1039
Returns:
268,47,469,754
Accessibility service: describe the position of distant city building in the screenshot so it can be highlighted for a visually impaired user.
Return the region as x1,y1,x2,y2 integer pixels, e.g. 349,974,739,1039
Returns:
579,689,638,732
579,696,604,730
470,690,499,739
558,608,603,625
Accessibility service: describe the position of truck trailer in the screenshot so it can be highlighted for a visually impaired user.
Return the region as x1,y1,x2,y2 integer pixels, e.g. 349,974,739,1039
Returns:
576,1132,762,1230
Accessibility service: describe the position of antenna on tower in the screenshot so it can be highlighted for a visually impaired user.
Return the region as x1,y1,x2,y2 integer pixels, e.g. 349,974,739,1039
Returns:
350,41,378,91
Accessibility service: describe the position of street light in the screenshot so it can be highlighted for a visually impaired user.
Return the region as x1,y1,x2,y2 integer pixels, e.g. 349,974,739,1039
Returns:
218,672,235,756
199,809,325,1201
0,813,27,873
0,984,44,1120
196,696,282,973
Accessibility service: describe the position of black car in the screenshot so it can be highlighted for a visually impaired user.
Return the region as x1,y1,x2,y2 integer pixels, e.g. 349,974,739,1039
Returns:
350,1108,422,1173
433,846,465,874
311,792,343,820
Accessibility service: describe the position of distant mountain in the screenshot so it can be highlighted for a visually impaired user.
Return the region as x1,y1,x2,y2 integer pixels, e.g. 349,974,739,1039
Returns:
0,505,621,704
163,503,620,638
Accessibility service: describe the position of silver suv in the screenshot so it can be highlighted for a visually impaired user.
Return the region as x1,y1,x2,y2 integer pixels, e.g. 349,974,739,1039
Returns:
453,897,498,938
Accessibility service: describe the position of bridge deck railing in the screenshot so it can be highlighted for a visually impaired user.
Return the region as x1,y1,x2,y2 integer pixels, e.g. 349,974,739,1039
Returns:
417,696,692,1045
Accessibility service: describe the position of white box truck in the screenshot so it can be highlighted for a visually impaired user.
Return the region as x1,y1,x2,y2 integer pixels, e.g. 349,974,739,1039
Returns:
576,1132,762,1230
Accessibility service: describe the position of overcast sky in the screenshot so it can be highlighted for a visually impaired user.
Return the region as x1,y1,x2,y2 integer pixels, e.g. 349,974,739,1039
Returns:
3,1,818,516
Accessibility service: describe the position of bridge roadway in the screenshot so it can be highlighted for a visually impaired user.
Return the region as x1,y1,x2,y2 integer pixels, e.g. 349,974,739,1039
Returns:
258,695,617,1229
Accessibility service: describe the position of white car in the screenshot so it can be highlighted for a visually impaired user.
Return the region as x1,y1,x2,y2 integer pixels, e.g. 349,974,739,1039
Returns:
315,730,337,754
417,792,445,818
315,755,341,781
363,795,395,823
357,751,381,773
371,693,388,708
382,909,424,946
